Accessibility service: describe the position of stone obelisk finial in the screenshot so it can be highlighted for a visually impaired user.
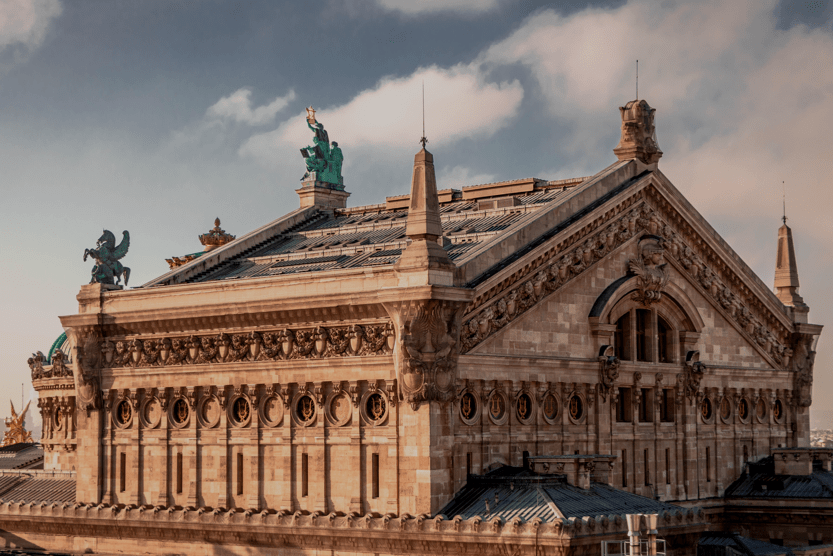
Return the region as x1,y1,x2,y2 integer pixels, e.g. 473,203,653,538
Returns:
395,146,453,277
774,214,808,320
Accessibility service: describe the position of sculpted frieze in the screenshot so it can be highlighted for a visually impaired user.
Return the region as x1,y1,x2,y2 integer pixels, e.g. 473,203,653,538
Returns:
459,190,791,367
100,322,394,369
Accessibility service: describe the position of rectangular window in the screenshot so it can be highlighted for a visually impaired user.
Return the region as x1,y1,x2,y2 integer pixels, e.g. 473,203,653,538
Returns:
176,452,183,494
660,389,674,422
372,453,380,499
636,309,652,362
466,452,472,476
706,447,711,482
666,448,671,484
657,316,671,363
616,388,632,422
644,448,650,486
119,452,126,493
622,449,628,488
237,453,244,496
615,313,632,361
301,453,309,498
639,389,653,422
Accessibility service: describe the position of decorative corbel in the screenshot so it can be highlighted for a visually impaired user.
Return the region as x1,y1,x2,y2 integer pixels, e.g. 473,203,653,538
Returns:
349,381,360,408
281,384,291,410
586,383,596,409
597,345,620,403
386,381,397,407
314,383,324,408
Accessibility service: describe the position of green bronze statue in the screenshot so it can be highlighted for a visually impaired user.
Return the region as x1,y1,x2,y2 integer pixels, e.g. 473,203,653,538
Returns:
84,230,131,286
300,106,344,187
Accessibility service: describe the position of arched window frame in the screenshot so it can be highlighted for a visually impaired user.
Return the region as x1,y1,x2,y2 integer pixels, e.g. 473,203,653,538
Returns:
591,277,704,366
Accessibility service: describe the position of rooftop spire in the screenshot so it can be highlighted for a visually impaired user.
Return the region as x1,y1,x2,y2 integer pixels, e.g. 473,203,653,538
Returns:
395,146,453,275
774,215,807,313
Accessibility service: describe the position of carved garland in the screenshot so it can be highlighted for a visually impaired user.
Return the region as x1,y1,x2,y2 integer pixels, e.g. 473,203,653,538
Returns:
460,197,790,367
99,322,395,368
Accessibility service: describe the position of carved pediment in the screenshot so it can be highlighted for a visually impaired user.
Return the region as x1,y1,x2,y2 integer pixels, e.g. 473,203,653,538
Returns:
459,177,793,368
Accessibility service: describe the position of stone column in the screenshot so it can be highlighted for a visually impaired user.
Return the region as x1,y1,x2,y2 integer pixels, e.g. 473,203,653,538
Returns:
246,386,261,509
156,390,170,507
280,385,293,512
349,380,362,514
217,387,230,509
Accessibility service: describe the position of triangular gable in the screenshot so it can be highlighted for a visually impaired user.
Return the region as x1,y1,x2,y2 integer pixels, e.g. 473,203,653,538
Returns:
459,169,793,370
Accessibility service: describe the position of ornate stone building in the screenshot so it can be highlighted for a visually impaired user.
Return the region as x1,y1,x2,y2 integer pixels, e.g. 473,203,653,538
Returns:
2,98,824,555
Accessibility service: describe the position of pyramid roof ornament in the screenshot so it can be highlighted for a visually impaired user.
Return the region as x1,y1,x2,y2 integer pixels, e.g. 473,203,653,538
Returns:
395,147,453,277
774,213,808,317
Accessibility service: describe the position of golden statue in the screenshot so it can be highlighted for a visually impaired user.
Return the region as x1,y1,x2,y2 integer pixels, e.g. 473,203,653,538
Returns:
2,401,33,446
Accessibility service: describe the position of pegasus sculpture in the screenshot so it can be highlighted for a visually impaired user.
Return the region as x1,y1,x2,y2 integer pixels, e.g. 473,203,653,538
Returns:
84,230,130,286
2,401,33,447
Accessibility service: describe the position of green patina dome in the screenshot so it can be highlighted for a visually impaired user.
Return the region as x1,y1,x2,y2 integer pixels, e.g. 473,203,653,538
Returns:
46,332,69,364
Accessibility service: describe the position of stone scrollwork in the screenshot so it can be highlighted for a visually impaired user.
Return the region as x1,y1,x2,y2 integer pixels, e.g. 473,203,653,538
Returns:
627,235,668,306
792,333,816,407
683,350,706,404
386,300,465,410
67,328,103,413
597,345,620,402
98,322,393,369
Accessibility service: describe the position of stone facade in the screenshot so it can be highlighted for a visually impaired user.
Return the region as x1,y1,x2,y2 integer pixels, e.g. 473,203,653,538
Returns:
7,98,824,555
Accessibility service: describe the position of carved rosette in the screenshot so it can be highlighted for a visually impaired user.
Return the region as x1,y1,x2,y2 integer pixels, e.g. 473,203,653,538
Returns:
384,299,465,410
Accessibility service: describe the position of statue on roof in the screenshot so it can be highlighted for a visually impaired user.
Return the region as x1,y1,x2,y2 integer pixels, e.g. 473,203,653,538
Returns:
84,230,131,286
300,107,344,188
2,401,33,446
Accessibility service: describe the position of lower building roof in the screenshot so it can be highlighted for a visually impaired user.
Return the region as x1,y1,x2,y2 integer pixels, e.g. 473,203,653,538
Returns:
438,466,679,522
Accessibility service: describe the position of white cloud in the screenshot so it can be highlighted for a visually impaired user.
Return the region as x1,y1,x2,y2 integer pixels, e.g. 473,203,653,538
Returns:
207,88,296,126
375,0,499,16
438,165,495,189
240,64,523,165
479,0,833,245
0,0,61,51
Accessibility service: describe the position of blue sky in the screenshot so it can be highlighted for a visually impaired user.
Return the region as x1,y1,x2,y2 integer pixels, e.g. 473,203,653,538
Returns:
1,0,832,429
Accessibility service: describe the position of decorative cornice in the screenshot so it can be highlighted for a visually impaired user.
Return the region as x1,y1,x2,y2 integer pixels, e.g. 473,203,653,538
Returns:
0,501,707,549
100,322,395,369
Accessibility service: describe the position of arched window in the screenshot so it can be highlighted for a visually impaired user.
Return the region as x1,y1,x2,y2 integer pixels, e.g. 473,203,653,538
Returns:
615,313,631,361
657,315,672,363
614,307,677,364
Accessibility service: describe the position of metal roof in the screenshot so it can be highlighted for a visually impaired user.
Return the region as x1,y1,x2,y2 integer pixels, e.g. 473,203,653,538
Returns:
178,182,580,285
0,444,43,470
699,533,793,556
438,467,680,522
725,456,833,499
0,476,76,505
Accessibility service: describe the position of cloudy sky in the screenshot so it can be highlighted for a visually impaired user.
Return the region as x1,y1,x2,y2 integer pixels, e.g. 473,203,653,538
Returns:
1,0,831,430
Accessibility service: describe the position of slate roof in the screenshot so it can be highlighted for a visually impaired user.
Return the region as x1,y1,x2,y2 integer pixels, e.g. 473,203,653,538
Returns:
437,466,679,521
0,444,43,470
0,474,76,504
725,456,833,499
698,532,793,556
170,179,585,285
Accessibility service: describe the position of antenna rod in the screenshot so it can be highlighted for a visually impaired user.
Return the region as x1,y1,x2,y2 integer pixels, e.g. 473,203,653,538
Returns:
782,181,787,224
636,60,638,99
420,80,428,148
